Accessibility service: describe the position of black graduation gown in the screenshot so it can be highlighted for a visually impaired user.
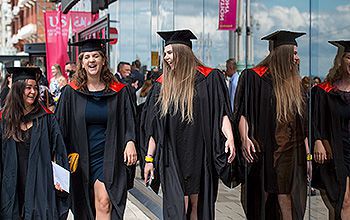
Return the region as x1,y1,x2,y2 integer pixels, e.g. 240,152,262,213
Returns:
311,82,350,219
55,80,136,220
141,66,239,220
234,66,307,220
0,105,70,219
0,86,10,108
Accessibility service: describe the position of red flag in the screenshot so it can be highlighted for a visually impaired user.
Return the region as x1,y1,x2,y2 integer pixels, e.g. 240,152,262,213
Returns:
44,9,95,81
218,0,237,30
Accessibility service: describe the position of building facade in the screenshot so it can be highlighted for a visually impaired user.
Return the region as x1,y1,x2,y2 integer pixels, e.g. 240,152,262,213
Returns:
10,0,55,52
0,0,16,55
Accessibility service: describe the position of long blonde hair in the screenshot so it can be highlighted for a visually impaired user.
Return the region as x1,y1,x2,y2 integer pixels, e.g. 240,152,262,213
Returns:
257,44,304,122
326,47,347,84
52,64,63,77
158,44,203,123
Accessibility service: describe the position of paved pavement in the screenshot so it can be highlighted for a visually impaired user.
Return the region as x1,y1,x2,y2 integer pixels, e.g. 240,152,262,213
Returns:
67,197,150,220
216,183,329,220
67,167,329,220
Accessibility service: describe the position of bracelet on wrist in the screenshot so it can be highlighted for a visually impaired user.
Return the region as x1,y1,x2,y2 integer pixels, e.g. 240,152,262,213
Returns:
145,155,154,163
306,153,313,161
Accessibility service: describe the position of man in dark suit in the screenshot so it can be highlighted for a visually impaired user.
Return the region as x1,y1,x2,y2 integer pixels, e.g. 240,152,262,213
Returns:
115,61,131,84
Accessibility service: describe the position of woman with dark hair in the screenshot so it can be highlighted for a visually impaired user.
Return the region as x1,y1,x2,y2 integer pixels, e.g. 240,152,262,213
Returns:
0,67,69,219
0,72,12,108
55,38,137,219
142,30,236,219
313,76,322,85
312,40,350,219
234,30,309,219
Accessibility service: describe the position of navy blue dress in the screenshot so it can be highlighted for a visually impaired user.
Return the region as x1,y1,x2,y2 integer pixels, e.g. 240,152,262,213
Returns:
85,91,108,184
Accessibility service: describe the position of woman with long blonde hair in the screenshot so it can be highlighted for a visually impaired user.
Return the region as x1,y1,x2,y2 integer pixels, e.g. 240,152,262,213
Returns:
312,40,350,220
234,30,309,220
142,29,236,220
49,64,67,103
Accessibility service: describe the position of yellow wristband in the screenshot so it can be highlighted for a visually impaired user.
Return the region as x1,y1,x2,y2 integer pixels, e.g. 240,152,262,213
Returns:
306,153,313,161
145,156,154,163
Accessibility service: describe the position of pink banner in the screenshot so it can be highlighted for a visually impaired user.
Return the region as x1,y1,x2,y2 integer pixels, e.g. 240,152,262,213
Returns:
44,10,95,81
218,0,237,30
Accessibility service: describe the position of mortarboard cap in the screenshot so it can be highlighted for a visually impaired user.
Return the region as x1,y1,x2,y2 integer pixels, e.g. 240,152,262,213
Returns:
69,38,112,53
329,40,350,53
261,30,306,48
157,29,197,48
6,67,41,82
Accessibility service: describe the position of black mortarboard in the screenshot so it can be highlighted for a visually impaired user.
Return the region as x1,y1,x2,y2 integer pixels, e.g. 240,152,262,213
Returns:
261,30,306,48
69,38,112,53
6,67,41,82
329,40,350,53
157,29,197,48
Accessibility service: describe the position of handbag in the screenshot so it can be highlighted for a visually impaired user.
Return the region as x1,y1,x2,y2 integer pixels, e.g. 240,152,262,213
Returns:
68,153,79,173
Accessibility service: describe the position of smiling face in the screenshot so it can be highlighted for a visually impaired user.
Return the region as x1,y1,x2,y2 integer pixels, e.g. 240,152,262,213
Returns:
82,51,105,78
120,64,131,78
23,79,38,108
51,66,58,77
164,45,174,70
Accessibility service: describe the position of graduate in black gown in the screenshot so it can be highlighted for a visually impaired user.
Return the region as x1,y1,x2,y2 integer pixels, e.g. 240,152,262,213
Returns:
142,29,237,220
312,40,350,220
234,30,309,220
0,67,69,219
0,72,12,108
55,39,137,219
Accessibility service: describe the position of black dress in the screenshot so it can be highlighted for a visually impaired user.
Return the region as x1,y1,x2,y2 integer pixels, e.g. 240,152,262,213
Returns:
141,67,237,220
86,90,108,184
311,83,350,219
338,90,350,176
16,128,32,218
166,80,204,195
234,66,307,220
0,105,69,219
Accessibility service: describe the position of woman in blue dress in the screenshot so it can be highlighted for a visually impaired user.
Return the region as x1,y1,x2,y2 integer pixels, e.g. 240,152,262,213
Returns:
56,39,137,219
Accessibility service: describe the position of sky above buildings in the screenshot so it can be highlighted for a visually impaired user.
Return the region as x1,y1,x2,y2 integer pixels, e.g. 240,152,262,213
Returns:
112,0,350,77
251,0,350,77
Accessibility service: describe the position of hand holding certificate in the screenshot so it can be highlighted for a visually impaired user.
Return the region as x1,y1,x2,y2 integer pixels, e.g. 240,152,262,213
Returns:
52,161,70,193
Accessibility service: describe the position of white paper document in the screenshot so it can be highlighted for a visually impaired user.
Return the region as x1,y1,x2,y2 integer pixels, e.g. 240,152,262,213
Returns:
51,162,70,193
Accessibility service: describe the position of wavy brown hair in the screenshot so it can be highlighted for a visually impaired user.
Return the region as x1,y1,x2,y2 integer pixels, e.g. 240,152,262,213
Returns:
3,79,40,142
158,44,203,123
257,44,304,122
326,47,348,84
73,51,116,91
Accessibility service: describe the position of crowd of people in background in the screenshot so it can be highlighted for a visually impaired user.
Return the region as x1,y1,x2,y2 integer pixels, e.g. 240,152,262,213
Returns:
0,28,349,220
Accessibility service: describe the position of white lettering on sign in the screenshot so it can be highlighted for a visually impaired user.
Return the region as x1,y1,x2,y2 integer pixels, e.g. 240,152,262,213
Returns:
219,0,230,21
